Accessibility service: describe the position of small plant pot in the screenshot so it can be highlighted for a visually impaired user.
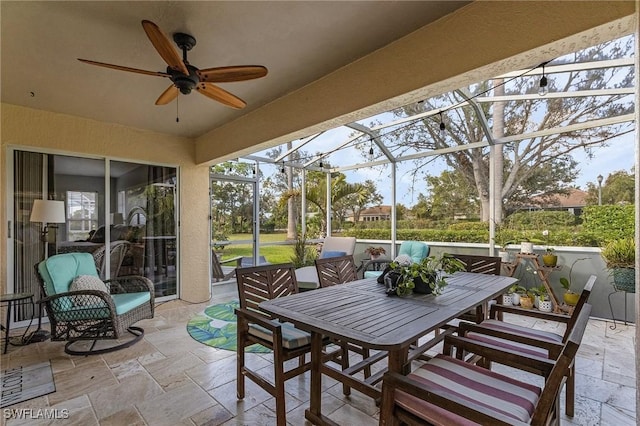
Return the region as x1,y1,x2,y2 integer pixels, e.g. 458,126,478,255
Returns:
538,300,553,312
542,254,558,267
498,251,511,263
519,296,533,309
534,295,540,309
501,294,513,305
520,242,534,254
563,291,580,306
511,293,521,306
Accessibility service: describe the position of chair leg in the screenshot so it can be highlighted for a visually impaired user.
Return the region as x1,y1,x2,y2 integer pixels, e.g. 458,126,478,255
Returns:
566,364,575,417
273,346,287,426
236,321,246,399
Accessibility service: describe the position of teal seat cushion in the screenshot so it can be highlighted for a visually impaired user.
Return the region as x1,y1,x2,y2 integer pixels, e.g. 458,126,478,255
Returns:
398,241,430,263
111,292,151,315
249,321,311,349
364,270,383,279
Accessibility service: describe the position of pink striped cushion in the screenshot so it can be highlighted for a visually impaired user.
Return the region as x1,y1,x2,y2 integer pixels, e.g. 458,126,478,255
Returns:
475,319,564,343
395,354,541,425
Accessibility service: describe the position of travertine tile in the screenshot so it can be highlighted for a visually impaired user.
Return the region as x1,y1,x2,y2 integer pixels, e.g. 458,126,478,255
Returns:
136,381,217,425
88,371,164,419
47,359,117,405
0,296,635,426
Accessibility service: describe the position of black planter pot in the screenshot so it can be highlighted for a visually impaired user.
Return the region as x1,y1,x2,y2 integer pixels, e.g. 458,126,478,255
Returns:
414,273,436,294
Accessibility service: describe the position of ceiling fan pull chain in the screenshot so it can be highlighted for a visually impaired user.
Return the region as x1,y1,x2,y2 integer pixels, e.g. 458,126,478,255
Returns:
176,94,180,123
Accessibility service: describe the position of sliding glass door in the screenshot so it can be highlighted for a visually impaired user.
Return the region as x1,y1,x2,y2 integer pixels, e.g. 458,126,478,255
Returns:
8,150,178,325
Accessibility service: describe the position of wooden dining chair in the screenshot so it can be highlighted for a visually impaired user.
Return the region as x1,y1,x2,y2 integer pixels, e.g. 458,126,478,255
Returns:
235,263,314,426
454,275,596,417
315,255,385,393
380,303,592,426
315,254,358,287
450,254,502,323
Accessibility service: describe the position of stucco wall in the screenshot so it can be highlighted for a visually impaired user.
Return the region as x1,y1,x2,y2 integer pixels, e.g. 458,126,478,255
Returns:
1,104,211,303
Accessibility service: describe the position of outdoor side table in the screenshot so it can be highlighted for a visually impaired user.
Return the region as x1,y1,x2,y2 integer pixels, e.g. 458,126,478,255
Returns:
0,292,34,354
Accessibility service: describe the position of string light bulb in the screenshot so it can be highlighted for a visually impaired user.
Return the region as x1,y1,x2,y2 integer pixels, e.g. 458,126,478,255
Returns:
280,162,285,173
368,143,374,161
439,111,446,138
319,160,324,169
538,64,549,96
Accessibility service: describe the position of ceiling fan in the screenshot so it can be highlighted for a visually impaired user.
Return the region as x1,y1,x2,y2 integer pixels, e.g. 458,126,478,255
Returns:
78,20,267,109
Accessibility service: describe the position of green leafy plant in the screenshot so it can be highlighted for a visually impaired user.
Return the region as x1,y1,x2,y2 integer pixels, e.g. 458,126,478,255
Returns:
290,231,317,268
559,257,589,293
600,238,635,269
390,254,465,296
507,284,527,295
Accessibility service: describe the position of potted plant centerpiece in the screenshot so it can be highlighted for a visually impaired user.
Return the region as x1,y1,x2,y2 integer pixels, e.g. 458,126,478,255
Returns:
365,246,386,260
601,238,636,293
494,226,515,263
386,253,465,296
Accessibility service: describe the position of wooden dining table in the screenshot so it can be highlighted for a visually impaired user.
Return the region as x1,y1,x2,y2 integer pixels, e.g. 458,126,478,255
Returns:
259,271,518,426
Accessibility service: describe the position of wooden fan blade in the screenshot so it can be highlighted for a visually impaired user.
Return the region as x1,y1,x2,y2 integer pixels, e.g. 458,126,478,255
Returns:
196,83,246,109
155,85,179,105
141,20,189,75
197,66,268,83
78,59,170,77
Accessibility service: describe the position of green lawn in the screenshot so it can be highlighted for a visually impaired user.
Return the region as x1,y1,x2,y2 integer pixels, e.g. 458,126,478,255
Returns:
218,233,294,264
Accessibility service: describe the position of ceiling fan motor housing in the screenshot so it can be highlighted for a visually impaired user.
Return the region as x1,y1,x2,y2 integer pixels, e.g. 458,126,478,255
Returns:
169,64,200,94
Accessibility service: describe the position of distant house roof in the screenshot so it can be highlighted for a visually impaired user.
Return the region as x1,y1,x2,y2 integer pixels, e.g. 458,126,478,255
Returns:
531,188,588,208
360,205,392,215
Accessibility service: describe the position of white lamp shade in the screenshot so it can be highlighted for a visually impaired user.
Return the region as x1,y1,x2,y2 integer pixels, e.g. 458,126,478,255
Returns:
30,200,66,223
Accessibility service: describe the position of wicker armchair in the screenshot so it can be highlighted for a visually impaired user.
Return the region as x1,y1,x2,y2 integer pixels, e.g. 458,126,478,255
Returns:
35,252,154,355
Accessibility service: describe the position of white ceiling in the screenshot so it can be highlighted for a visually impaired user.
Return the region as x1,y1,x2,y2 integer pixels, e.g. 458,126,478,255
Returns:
1,1,469,139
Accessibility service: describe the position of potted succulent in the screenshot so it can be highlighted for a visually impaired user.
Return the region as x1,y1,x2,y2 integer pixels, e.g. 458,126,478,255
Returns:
494,226,515,263
601,238,636,293
559,257,589,306
509,284,528,306
365,246,386,260
387,253,465,296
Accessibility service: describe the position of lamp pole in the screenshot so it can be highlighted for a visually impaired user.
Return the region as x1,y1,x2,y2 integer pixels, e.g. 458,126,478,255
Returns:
597,174,603,206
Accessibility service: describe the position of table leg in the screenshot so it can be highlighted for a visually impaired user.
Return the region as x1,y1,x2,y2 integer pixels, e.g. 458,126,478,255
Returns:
388,347,409,375
4,300,12,354
305,332,339,426
306,331,323,423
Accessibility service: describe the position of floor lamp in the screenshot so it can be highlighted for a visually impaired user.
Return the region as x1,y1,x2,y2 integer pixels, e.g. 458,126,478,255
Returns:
29,199,66,342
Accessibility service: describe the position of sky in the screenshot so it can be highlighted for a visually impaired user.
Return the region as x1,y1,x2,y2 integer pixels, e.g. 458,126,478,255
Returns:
250,34,637,208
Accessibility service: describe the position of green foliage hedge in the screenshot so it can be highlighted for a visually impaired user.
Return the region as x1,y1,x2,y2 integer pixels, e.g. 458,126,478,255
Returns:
343,208,633,247
581,205,635,242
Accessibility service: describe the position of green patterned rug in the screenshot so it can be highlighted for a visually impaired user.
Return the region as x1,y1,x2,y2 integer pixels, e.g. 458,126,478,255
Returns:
186,300,270,353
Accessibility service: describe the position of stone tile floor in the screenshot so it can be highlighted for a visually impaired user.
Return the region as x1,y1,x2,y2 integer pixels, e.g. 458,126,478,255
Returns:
1,282,636,425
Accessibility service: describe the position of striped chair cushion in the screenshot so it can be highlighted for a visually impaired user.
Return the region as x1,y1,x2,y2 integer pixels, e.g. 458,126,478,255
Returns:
466,319,563,358
395,354,542,425
249,321,311,349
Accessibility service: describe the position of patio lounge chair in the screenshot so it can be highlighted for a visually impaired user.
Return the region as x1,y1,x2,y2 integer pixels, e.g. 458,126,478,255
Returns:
211,253,243,282
379,303,592,425
456,275,596,417
361,240,430,279
34,252,154,355
295,236,356,290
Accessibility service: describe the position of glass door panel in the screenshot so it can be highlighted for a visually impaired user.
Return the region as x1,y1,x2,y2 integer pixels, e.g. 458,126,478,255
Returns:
211,177,258,272
111,161,178,298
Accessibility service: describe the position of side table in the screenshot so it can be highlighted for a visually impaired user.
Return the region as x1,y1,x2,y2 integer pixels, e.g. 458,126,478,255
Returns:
0,293,34,354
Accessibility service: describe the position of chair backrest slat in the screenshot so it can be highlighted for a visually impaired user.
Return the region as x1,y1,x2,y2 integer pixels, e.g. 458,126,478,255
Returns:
450,254,502,275
531,303,592,425
315,255,358,287
236,263,298,314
